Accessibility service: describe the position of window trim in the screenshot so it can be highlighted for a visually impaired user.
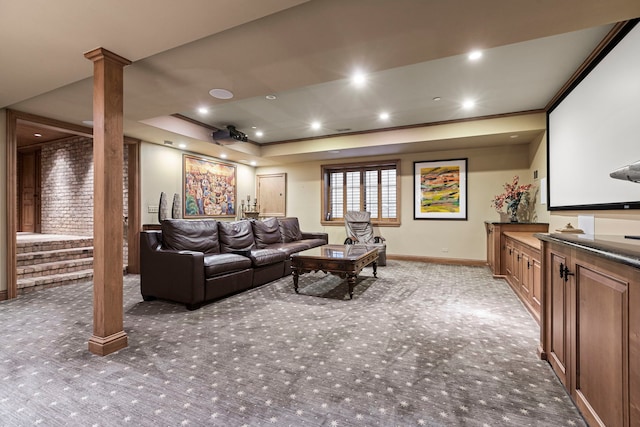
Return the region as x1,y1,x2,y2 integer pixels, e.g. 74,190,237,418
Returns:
321,159,401,226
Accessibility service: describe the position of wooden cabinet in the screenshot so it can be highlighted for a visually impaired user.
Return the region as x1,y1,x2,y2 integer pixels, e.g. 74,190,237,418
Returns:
485,222,548,276
503,232,542,323
539,235,640,427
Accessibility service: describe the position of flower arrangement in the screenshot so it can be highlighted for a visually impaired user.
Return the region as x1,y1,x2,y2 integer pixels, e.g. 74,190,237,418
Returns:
490,176,532,221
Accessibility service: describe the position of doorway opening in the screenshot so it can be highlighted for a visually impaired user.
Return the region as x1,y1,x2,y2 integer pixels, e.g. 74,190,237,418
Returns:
5,110,141,299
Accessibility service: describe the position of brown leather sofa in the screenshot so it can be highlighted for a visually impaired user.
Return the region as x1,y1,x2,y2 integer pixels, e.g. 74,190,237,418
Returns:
140,217,327,310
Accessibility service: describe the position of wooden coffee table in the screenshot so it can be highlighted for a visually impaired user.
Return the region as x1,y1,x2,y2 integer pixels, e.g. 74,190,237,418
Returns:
290,244,378,299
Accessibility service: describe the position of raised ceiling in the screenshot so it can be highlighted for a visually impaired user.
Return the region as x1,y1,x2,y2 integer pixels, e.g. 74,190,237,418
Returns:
4,1,640,163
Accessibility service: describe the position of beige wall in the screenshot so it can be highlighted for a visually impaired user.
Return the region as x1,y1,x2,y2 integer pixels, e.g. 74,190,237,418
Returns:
134,117,640,264
140,142,255,225
0,109,6,293
528,131,550,224
258,144,533,261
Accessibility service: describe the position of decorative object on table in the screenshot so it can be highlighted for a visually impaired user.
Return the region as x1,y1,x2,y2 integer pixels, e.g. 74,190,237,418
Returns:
490,176,532,223
413,158,468,220
240,196,260,219
555,223,584,234
183,154,236,218
171,193,181,219
158,191,168,222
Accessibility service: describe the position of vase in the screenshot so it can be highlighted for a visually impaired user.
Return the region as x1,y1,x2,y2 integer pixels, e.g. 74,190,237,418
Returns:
508,204,519,222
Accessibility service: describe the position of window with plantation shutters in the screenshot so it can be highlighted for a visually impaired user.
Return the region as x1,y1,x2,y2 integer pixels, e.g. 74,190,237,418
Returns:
322,160,400,225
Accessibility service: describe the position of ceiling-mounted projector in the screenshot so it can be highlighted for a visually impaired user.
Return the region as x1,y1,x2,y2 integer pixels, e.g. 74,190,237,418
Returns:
211,125,248,145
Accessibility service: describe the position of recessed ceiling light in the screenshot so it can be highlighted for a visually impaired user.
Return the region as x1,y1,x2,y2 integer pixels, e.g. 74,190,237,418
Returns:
220,153,228,159
462,100,475,109
432,96,442,102
198,107,209,114
265,95,277,100
250,161,257,166
379,112,390,120
468,50,482,61
209,88,234,99
328,150,340,154
510,134,519,139
256,131,264,137
82,120,94,126
311,121,321,130
351,71,366,87
178,143,187,149
34,133,42,137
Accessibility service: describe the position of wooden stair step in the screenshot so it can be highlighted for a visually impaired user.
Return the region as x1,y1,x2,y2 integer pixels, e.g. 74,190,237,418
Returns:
17,246,94,266
17,258,94,279
17,238,94,254
17,269,94,292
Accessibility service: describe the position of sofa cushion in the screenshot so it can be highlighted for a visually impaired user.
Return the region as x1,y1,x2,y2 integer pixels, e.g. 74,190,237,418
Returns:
251,217,282,249
218,220,257,253
204,253,252,277
248,248,287,267
267,242,311,257
278,217,303,243
161,219,220,254
298,238,328,249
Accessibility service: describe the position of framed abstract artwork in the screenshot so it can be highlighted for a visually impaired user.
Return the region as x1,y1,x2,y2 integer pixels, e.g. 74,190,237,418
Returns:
183,154,237,218
413,158,467,220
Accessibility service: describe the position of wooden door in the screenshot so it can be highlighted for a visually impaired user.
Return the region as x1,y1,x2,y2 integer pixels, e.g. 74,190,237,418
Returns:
257,173,286,217
18,150,41,232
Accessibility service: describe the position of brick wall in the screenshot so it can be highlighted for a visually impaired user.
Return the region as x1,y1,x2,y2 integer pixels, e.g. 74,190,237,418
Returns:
40,137,129,262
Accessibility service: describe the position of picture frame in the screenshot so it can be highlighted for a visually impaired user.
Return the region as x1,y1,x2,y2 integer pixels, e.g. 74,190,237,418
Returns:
183,154,237,218
413,158,467,220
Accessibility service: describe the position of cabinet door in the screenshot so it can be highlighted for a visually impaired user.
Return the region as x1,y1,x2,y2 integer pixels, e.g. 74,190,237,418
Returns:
573,262,628,427
486,224,495,273
520,250,530,299
548,250,570,388
530,256,542,318
257,173,286,217
512,245,522,290
505,240,514,277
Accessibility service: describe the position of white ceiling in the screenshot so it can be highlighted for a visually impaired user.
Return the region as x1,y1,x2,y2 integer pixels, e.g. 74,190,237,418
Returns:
4,0,640,164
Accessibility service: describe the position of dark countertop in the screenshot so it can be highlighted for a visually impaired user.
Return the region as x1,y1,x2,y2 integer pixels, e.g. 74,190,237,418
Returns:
535,233,640,270
485,221,549,225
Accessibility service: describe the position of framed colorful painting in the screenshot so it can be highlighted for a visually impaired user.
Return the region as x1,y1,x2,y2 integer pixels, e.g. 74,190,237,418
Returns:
183,154,237,218
413,158,467,220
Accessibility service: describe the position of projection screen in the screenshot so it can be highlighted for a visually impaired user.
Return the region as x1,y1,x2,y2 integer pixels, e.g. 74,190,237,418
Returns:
547,20,640,210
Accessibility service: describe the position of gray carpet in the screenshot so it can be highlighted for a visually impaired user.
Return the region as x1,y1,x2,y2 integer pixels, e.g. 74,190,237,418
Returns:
0,261,585,426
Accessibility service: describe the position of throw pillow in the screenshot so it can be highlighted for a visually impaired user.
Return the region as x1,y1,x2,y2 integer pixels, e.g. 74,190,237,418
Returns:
278,217,303,243
251,217,282,248
161,219,220,254
218,220,257,253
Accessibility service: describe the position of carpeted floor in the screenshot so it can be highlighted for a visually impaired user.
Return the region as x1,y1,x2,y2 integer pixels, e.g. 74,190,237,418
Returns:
0,261,585,426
